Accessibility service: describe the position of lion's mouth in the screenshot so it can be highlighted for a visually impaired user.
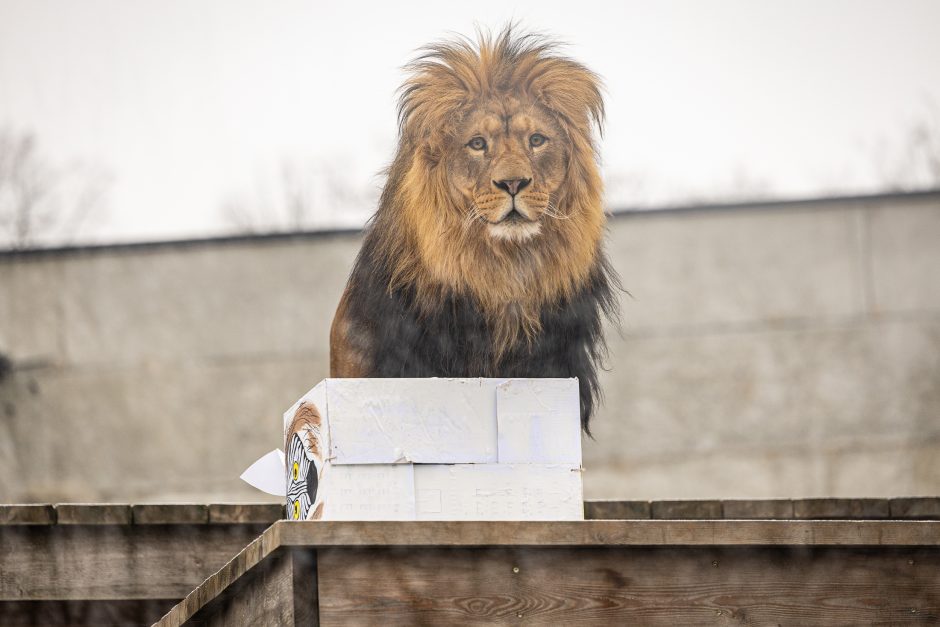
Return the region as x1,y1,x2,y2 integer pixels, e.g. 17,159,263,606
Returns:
488,207,535,225
484,205,542,242
504,208,531,223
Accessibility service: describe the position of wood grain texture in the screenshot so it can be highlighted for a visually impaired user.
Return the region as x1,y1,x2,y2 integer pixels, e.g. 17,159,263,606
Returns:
156,533,270,626
55,504,132,525
132,504,208,525
158,520,940,626
0,599,177,626
0,499,935,526
274,519,940,547
0,505,55,525
177,548,315,627
721,499,794,519
583,500,650,519
291,548,319,626
207,503,282,524
202,549,294,627
0,524,269,601
651,500,722,519
794,498,891,519
317,546,940,626
892,498,940,519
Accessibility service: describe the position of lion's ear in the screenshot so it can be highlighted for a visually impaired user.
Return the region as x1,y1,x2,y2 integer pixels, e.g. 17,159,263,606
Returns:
528,59,605,137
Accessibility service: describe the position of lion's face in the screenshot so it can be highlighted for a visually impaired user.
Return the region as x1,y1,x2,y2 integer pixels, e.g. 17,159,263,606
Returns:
447,97,568,243
381,28,606,334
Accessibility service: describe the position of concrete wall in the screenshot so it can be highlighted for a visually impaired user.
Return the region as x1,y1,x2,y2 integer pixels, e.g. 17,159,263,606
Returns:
1,192,938,503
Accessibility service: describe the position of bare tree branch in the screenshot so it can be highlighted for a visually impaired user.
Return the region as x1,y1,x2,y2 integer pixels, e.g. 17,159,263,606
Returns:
875,99,940,192
220,158,377,233
0,127,110,249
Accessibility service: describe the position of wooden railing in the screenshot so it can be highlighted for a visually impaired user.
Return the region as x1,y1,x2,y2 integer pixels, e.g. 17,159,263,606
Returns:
1,500,938,626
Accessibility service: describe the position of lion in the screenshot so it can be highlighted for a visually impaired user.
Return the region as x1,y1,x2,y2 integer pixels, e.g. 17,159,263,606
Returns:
330,27,619,433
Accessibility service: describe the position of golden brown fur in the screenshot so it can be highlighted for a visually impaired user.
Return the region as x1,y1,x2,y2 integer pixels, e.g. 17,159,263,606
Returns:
332,26,609,375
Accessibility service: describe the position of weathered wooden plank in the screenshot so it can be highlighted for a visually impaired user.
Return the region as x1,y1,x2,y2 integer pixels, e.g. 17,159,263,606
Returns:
207,503,281,525
317,546,940,626
132,504,208,525
203,549,294,627
892,497,940,519
0,599,177,626
793,498,891,519
722,499,794,519
583,500,650,519
0,524,268,601
651,500,722,519
292,549,319,626
274,519,940,547
156,534,272,626
0,505,55,525
3,500,939,527
176,548,315,627
55,504,132,525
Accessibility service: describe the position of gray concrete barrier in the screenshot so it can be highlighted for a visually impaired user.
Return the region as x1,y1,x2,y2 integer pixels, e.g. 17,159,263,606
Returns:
1,191,938,502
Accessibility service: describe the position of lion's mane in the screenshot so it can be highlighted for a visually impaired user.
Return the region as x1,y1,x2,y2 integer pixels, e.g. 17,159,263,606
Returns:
331,27,619,432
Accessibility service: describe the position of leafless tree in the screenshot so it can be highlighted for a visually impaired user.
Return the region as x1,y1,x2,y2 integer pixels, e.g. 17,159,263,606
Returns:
874,100,940,192
0,127,110,250
221,159,377,233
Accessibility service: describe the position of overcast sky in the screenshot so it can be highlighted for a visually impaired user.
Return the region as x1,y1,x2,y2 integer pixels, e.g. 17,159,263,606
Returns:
1,0,939,244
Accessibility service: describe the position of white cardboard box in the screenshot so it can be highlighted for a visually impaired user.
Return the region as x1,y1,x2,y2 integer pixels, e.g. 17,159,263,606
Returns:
414,464,583,521
241,378,584,521
312,462,583,521
315,463,416,521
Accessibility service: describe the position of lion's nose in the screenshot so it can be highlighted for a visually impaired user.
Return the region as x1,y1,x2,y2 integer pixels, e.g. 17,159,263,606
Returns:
493,177,531,196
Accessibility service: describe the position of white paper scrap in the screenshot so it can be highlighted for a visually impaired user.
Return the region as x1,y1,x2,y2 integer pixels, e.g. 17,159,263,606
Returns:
240,449,287,497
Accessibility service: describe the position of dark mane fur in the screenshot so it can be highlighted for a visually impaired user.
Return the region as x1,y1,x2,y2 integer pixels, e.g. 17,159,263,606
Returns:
342,233,618,433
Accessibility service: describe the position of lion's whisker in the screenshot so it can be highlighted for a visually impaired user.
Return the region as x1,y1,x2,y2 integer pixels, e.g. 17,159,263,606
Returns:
462,203,483,232
542,201,571,220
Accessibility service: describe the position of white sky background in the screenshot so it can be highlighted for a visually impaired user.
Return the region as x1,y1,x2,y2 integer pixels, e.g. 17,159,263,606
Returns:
1,0,939,244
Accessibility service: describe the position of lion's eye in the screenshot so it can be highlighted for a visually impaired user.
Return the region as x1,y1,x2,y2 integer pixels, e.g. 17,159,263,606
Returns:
467,137,487,151
529,133,548,148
